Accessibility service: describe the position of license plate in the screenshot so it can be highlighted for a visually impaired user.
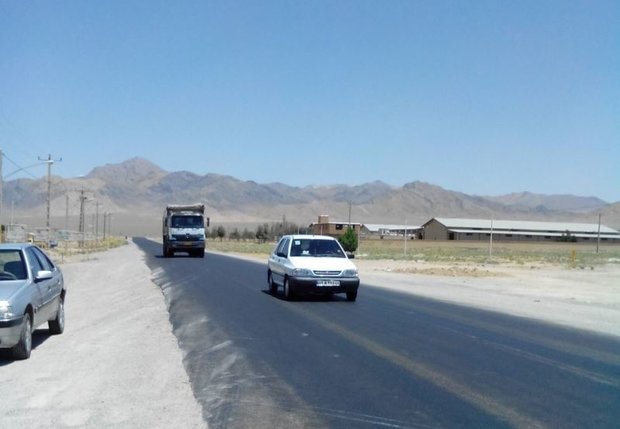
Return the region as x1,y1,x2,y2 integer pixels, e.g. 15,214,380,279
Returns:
316,280,340,287
180,241,194,246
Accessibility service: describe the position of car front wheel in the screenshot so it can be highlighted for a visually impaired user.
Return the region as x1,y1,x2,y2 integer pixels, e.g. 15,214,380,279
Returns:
12,313,32,360
49,296,65,334
283,278,295,300
346,291,358,302
268,272,278,295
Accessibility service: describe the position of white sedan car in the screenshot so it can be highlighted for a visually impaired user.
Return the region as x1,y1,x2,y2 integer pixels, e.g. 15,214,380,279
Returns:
267,235,360,301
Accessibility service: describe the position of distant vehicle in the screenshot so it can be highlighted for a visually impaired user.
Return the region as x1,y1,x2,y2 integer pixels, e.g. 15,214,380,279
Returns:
162,204,209,258
0,243,66,360
267,235,360,301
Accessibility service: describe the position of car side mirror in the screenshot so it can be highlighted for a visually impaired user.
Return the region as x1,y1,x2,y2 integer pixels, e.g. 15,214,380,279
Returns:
346,252,355,259
35,270,53,282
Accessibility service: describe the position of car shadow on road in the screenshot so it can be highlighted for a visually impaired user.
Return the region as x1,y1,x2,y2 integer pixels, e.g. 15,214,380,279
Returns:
260,289,349,302
154,254,204,259
0,329,54,365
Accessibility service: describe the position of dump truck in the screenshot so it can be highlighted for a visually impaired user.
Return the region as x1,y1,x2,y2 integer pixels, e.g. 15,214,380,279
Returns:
162,204,209,258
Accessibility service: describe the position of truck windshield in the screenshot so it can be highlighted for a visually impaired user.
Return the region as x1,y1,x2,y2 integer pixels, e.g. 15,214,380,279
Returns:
171,215,204,228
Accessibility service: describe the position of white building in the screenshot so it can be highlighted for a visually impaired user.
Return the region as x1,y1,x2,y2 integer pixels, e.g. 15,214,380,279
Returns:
422,217,620,243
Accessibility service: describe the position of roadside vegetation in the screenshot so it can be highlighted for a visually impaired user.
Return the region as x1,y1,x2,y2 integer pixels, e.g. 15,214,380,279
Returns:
48,237,128,263
207,234,620,268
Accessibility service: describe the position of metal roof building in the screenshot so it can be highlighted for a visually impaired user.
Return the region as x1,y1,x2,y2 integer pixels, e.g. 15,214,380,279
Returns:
422,217,620,243
362,224,423,237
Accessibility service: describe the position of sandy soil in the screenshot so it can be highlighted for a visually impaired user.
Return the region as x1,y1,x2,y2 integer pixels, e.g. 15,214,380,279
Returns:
1,242,618,428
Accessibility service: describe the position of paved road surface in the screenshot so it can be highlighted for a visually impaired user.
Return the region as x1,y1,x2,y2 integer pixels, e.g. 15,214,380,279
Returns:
135,238,620,429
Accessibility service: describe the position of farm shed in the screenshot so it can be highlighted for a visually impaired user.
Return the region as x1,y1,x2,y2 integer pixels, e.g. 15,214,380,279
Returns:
422,217,620,243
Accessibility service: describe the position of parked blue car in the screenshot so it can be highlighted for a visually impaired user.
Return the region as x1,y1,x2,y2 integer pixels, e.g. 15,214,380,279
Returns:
0,243,66,359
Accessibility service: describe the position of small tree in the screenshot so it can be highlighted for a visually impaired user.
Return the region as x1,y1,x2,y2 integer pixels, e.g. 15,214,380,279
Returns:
216,225,226,241
229,228,241,241
256,225,268,243
242,228,254,240
339,227,358,253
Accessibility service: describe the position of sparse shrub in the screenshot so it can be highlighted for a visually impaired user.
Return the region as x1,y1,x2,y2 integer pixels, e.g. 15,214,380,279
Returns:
339,227,358,253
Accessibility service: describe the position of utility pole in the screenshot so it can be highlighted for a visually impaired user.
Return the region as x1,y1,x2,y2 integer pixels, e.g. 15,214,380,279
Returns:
107,212,112,237
65,195,69,231
103,211,107,240
79,189,88,247
348,201,352,226
596,213,602,254
404,218,408,256
39,154,62,245
95,201,103,240
489,218,494,260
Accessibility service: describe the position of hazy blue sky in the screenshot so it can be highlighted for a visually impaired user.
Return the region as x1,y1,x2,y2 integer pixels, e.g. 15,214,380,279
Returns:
1,1,618,201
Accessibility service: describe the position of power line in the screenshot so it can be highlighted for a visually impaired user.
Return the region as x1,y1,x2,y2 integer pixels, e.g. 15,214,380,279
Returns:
3,153,40,179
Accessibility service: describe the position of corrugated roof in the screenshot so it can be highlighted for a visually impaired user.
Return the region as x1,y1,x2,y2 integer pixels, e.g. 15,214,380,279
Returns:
433,217,620,234
449,229,620,239
363,224,422,232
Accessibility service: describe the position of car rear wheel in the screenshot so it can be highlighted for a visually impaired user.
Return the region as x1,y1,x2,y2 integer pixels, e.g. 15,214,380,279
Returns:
12,313,32,360
49,296,65,335
268,272,278,295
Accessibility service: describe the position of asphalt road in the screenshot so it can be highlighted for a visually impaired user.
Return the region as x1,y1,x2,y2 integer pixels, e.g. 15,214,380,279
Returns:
134,238,620,429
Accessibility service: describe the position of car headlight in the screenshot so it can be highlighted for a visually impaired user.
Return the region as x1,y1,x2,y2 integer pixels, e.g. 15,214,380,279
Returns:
0,301,14,320
292,268,314,277
342,269,359,277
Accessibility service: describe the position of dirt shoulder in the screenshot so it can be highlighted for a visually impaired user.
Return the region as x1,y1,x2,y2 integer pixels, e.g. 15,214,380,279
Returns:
0,240,206,429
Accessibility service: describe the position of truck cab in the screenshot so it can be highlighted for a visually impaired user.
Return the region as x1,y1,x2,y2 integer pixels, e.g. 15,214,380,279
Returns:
162,204,209,258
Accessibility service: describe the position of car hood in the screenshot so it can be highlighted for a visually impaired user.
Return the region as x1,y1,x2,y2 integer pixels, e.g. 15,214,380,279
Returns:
0,280,29,302
289,256,357,272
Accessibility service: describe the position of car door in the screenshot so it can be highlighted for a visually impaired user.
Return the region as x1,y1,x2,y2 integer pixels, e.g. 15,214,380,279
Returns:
24,247,57,324
269,237,290,286
31,247,63,320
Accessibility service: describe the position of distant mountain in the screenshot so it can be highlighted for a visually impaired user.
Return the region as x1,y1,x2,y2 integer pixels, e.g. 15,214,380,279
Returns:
486,191,608,213
5,157,620,230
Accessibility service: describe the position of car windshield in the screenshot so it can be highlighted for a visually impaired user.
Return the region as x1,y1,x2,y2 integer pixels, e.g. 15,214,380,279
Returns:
0,250,27,280
289,239,345,258
171,215,204,228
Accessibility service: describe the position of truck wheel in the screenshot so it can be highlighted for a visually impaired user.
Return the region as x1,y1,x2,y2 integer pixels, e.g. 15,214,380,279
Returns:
48,296,65,334
12,313,32,360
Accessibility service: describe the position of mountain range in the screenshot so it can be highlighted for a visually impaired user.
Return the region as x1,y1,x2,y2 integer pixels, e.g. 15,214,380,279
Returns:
5,157,619,233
